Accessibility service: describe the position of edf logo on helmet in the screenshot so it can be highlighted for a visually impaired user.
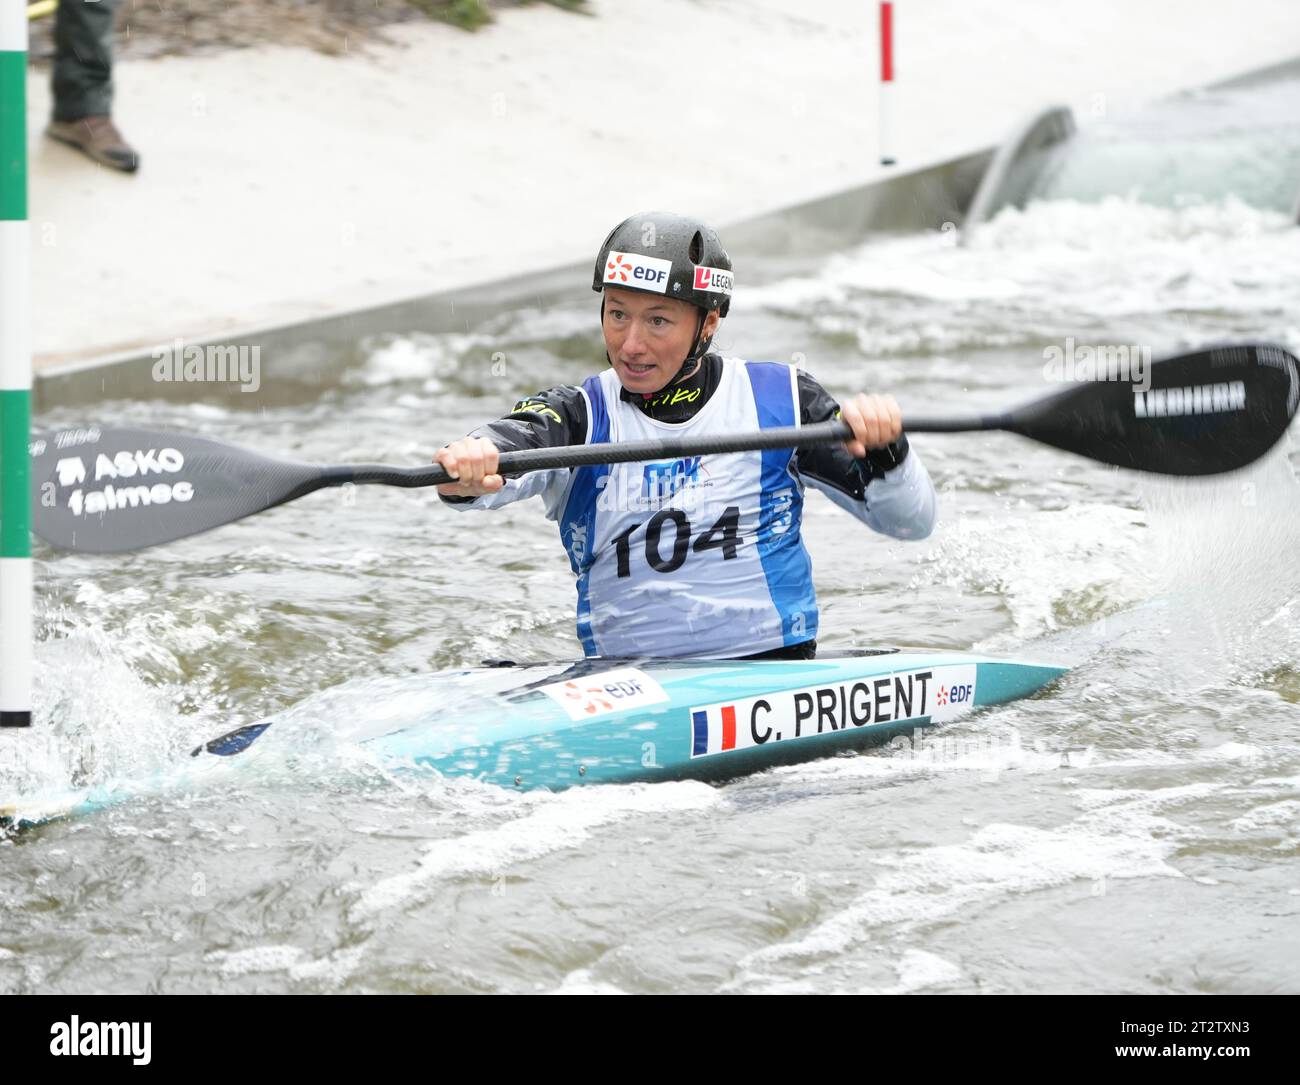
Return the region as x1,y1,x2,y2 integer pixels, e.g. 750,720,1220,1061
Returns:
603,251,673,293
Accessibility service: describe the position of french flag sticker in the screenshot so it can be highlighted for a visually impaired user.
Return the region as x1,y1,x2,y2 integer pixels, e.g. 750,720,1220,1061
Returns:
692,704,737,756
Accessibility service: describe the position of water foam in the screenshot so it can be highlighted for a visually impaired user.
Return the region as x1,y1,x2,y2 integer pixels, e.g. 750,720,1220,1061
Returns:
349,782,720,922
738,795,1189,971
747,199,1300,359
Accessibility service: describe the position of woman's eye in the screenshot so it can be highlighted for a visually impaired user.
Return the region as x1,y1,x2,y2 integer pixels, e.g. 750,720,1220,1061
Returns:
651,317,668,327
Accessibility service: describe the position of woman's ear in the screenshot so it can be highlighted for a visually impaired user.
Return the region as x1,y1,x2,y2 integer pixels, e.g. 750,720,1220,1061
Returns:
703,309,722,338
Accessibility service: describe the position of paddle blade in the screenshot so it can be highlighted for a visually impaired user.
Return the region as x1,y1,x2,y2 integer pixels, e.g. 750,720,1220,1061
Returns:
30,426,324,553
1006,343,1298,475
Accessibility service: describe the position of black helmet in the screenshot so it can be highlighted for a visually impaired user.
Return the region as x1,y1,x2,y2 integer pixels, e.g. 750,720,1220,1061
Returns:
592,211,733,318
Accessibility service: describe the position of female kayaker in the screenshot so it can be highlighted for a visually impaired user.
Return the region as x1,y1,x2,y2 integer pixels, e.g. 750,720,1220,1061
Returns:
435,211,937,660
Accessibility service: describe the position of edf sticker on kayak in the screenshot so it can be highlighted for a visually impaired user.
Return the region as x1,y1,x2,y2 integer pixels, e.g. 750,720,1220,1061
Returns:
689,664,978,758
938,682,973,707
539,667,670,720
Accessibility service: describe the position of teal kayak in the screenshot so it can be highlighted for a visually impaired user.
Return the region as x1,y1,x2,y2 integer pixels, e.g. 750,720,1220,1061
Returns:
201,647,1068,789
2,649,1066,829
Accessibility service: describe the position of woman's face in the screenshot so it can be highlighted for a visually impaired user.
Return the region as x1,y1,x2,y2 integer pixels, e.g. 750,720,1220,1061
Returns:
602,287,721,394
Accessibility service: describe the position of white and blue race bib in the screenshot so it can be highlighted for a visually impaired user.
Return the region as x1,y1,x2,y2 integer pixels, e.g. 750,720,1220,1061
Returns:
557,359,818,658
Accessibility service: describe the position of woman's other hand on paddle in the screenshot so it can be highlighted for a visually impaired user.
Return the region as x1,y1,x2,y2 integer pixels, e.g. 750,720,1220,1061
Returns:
435,437,505,496
840,393,902,459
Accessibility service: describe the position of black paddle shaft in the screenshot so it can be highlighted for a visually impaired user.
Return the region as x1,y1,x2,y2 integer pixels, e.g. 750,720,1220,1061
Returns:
333,419,857,487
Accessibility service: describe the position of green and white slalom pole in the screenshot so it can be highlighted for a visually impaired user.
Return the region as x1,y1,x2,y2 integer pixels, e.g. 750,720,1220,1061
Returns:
0,3,31,729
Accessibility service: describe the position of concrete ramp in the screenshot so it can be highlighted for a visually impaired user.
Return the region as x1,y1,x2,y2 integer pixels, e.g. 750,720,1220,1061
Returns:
962,106,1076,241
964,58,1300,239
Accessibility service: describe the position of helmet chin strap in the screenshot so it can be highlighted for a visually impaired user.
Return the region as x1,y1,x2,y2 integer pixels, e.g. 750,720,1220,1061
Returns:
673,309,710,384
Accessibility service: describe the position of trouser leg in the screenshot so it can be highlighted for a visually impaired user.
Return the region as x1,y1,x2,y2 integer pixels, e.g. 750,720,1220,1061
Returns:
51,0,119,122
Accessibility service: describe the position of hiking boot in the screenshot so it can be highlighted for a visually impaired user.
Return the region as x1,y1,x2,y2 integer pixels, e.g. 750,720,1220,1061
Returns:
47,115,140,173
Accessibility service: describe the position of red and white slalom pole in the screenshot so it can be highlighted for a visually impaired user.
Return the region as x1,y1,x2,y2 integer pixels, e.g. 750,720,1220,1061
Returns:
879,1,896,166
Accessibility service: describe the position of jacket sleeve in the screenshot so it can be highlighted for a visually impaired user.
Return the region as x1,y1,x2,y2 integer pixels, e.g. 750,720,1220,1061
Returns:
794,370,937,539
438,385,590,513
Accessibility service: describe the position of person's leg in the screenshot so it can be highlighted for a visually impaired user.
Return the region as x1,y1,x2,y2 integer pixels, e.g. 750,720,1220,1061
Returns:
47,0,138,172
51,0,118,122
